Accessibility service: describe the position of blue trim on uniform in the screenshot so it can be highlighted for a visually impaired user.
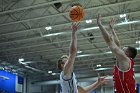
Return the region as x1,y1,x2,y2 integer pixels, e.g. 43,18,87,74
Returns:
67,79,74,93
72,79,74,93
61,72,73,81
68,80,72,93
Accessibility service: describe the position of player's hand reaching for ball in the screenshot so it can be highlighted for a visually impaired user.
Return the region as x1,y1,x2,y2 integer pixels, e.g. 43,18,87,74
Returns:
71,23,79,32
97,14,102,25
109,18,115,29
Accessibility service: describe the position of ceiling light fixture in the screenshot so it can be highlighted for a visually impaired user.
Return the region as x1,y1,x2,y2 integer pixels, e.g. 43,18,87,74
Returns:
43,32,65,37
48,71,52,74
120,14,126,18
105,51,112,54
82,27,99,31
77,54,92,57
18,58,24,62
45,26,52,30
77,50,82,53
96,67,112,71
52,73,56,75
116,20,140,26
136,41,140,44
97,64,101,67
86,19,92,23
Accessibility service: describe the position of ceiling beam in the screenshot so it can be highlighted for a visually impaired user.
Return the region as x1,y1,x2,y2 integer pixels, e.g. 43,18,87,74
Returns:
0,29,139,52
0,0,70,15
0,0,139,27
0,10,139,40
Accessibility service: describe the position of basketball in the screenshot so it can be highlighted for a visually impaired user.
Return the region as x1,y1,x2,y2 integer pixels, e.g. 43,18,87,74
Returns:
69,5,85,22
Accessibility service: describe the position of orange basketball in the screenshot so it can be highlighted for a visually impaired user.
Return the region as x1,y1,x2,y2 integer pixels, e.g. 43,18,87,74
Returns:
69,5,85,22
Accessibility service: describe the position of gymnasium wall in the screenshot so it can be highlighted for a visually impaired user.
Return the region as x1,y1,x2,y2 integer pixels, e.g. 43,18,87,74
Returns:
26,79,56,93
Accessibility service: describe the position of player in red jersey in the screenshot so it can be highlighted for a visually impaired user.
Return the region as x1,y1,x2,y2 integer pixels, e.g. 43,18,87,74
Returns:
97,14,137,93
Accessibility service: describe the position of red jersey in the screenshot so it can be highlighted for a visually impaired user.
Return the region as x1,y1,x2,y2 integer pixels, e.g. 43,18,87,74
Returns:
113,58,136,93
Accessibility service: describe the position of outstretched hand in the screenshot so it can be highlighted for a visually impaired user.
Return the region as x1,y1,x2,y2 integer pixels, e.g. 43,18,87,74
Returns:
97,14,102,25
109,18,115,29
97,73,109,85
71,22,79,32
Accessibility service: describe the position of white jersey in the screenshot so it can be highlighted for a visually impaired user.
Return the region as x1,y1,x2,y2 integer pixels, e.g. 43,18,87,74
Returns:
60,72,78,93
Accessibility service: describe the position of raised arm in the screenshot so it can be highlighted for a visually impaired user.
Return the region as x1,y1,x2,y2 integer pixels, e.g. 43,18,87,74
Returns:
109,19,120,47
97,14,130,71
97,14,111,43
63,23,78,78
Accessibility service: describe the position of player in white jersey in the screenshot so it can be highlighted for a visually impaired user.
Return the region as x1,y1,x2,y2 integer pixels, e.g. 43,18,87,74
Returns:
60,71,78,93
57,23,108,93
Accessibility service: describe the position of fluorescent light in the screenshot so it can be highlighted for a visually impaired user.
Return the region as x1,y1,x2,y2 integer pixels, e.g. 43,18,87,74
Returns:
120,14,126,18
136,41,140,44
105,51,112,54
25,65,44,73
48,71,52,73
76,52,111,58
82,27,99,31
86,19,92,23
18,58,24,62
52,73,56,75
97,64,101,67
120,15,123,18
96,68,111,71
77,54,92,57
45,26,52,30
19,61,26,65
116,20,140,26
22,61,32,64
20,61,36,64
77,50,82,53
43,32,65,37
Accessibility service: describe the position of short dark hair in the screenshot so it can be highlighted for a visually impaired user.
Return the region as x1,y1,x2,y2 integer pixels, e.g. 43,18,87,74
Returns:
127,46,137,59
57,55,68,70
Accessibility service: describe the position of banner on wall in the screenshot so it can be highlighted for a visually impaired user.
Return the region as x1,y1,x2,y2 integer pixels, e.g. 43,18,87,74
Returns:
0,70,16,93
